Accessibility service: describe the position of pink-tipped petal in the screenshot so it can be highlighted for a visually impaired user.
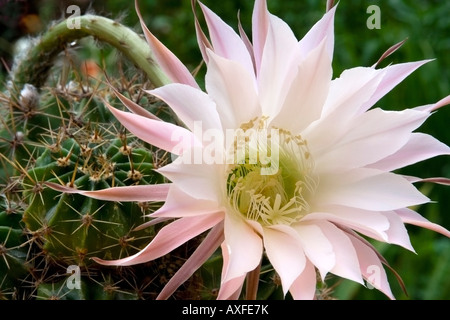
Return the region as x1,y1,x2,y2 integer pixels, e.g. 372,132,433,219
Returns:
221,215,263,283
258,13,300,118
431,95,450,111
372,38,408,68
93,212,224,266
147,83,222,133
133,217,172,231
105,102,199,155
198,1,254,76
263,225,306,295
237,12,256,73
157,222,224,300
45,182,170,202
420,177,450,185
192,0,212,63
348,234,395,300
370,133,450,171
108,88,160,120
396,208,450,238
298,4,336,59
415,95,450,112
135,0,198,88
251,0,269,74
360,60,430,113
289,259,317,300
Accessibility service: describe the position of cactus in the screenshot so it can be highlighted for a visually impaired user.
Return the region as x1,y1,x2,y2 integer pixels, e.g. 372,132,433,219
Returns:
0,12,174,299
0,199,30,299
0,158,30,299
1,13,172,179
22,134,163,265
0,9,224,299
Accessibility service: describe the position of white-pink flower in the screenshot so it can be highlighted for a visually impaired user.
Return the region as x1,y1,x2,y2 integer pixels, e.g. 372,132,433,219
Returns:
49,0,450,299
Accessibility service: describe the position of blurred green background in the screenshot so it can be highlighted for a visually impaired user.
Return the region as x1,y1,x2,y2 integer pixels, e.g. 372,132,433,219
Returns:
1,0,449,300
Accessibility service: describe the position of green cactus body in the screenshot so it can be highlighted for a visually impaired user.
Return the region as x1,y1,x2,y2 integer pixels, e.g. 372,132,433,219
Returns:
23,136,163,266
36,278,139,300
0,195,29,299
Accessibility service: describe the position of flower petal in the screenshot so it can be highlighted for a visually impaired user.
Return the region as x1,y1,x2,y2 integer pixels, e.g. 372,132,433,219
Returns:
198,1,254,76
147,83,222,133
396,208,450,238
347,233,395,299
251,0,269,74
315,221,364,285
205,50,260,130
157,161,224,202
414,95,450,112
298,4,336,59
258,13,300,117
217,241,246,300
151,185,222,218
369,133,450,171
318,168,429,211
304,206,390,242
419,177,450,185
270,38,332,133
359,60,430,113
221,214,263,283
92,212,224,266
304,67,384,154
135,0,198,88
110,89,160,120
294,223,335,280
217,239,247,300
157,222,224,300
316,108,429,172
289,259,317,300
217,276,245,300
237,13,255,72
263,225,306,295
105,102,199,155
45,182,170,202
381,211,415,252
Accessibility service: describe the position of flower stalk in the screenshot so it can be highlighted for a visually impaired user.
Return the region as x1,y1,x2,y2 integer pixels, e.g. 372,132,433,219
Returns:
11,14,171,92
245,259,262,300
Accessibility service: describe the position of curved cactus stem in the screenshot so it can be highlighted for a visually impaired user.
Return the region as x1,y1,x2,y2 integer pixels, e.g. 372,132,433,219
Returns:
11,14,172,93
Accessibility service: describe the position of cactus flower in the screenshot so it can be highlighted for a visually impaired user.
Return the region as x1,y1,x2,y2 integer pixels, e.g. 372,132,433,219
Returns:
48,0,450,299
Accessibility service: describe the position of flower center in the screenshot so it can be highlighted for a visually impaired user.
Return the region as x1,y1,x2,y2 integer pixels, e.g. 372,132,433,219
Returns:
226,118,318,226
